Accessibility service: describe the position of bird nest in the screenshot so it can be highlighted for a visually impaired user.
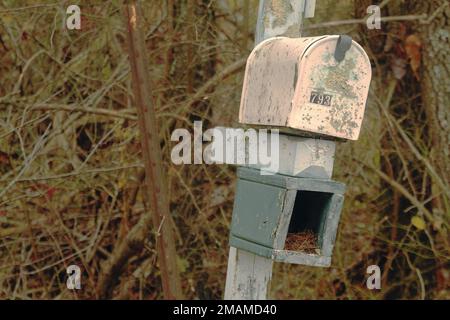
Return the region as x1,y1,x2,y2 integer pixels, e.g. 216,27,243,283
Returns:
284,230,319,254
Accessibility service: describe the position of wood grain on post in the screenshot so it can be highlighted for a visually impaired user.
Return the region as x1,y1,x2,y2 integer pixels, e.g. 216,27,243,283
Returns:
225,0,317,300
125,2,183,299
226,0,300,300
255,0,315,44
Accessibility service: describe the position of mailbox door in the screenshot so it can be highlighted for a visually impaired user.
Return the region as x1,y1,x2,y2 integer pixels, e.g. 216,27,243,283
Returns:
230,179,286,249
288,35,372,140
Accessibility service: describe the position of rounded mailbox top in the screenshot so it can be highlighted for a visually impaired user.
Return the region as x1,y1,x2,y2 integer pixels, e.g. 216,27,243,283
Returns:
239,35,372,140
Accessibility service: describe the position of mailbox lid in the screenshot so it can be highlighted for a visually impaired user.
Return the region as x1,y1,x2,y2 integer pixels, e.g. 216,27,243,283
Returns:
288,35,372,140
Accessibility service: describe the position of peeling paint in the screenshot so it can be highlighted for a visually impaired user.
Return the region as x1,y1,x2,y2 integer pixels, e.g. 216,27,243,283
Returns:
240,35,372,140
263,0,303,40
229,167,345,267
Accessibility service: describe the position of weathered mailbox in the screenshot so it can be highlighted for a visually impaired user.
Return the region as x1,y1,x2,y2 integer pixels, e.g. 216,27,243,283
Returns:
228,35,371,268
239,35,371,140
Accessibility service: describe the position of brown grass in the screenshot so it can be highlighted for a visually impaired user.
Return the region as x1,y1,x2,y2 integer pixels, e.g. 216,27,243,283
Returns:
0,0,448,300
284,231,318,254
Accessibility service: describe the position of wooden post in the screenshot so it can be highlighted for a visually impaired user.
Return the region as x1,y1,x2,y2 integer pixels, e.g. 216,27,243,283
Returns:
125,2,183,299
224,0,317,300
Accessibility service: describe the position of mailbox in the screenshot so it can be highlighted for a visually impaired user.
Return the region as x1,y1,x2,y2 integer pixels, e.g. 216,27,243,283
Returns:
239,35,371,140
229,167,345,267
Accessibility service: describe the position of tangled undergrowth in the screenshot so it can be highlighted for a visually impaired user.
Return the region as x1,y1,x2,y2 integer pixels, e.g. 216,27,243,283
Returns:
0,1,448,299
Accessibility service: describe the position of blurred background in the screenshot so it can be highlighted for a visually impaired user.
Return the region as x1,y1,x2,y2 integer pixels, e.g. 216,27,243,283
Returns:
0,0,448,299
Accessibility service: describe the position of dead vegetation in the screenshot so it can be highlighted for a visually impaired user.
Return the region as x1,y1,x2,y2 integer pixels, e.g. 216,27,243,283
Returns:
0,0,448,300
284,231,318,254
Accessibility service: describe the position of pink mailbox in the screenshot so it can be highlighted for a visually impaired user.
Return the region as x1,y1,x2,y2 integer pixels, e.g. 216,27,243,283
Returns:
239,35,372,140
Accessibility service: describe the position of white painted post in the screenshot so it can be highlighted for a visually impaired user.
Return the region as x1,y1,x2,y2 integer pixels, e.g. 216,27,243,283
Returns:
225,247,273,299
224,0,317,300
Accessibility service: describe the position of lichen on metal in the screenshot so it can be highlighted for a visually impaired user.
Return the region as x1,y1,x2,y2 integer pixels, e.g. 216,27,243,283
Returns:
262,0,303,39
239,35,372,140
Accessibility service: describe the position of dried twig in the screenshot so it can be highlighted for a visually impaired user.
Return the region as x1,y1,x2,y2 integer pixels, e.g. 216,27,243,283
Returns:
304,14,428,30
31,104,137,121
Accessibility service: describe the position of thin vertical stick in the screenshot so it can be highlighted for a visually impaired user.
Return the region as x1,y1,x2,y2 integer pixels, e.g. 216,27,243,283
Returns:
242,0,250,51
186,0,194,94
125,1,182,299
165,0,174,82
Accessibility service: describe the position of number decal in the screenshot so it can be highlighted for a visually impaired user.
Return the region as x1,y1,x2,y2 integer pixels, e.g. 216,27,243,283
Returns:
310,91,332,106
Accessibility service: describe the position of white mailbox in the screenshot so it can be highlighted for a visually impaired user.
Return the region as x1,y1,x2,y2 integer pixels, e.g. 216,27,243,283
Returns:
239,35,372,140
